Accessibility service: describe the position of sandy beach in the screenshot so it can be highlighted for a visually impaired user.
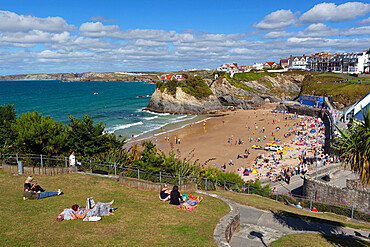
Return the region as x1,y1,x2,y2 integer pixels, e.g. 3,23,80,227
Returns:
139,103,326,182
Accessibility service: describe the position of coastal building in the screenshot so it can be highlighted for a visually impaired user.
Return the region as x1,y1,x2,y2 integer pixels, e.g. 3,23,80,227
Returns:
160,74,185,81
252,63,264,70
217,63,239,74
280,58,289,68
344,91,370,121
263,62,278,69
216,63,252,73
288,55,308,70
306,49,370,73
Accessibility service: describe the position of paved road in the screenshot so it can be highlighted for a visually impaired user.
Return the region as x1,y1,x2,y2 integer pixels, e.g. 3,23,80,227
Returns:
230,205,370,247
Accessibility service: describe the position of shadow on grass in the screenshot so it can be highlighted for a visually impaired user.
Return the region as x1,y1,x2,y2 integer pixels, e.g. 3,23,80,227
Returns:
271,210,346,236
321,234,370,247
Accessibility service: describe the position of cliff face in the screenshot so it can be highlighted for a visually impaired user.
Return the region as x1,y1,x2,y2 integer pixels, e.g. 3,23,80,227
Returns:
209,73,305,109
146,87,223,114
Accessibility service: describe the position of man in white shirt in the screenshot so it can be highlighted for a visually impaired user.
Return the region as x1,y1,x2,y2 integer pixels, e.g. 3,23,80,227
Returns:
69,151,76,167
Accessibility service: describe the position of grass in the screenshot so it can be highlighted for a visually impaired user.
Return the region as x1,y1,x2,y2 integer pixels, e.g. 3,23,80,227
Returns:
315,73,344,79
0,170,229,246
212,191,370,231
271,233,369,247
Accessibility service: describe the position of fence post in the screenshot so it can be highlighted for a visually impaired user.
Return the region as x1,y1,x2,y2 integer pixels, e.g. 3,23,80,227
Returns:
276,191,278,201
138,169,140,180
310,197,312,210
160,172,162,183
351,205,354,219
178,174,181,185
40,154,43,168
89,160,92,172
16,153,19,163
114,162,117,175
205,178,208,190
247,185,250,194
65,157,68,167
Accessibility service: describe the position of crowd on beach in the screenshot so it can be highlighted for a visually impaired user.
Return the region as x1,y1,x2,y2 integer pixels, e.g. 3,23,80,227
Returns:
234,111,339,184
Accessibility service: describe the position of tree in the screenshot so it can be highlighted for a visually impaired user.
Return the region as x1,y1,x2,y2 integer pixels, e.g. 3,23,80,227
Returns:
67,115,124,157
336,109,370,185
0,104,16,147
12,111,68,155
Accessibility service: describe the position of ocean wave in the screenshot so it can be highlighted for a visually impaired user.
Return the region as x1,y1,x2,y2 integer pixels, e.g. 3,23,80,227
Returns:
109,121,143,132
143,116,158,120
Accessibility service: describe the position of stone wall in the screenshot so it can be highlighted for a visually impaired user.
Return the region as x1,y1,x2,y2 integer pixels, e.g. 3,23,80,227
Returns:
118,174,197,192
196,191,240,246
302,164,369,212
2,162,77,175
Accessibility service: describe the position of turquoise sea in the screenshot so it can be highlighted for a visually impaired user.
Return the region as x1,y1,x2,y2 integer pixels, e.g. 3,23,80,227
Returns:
0,80,202,140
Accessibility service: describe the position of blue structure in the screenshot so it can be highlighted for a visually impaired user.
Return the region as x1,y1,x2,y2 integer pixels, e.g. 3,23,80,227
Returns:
344,91,370,121
300,95,324,108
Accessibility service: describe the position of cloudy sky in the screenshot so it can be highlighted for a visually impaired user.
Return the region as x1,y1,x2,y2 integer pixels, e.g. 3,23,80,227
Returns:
1,0,370,75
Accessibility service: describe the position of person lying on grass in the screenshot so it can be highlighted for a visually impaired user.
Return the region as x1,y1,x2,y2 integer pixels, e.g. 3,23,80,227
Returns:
178,196,203,211
57,200,115,221
23,184,63,200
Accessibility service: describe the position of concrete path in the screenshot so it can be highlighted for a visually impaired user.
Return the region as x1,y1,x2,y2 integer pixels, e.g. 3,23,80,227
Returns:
230,205,370,247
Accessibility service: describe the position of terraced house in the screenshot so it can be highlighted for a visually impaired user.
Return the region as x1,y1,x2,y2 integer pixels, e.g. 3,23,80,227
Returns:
307,49,370,74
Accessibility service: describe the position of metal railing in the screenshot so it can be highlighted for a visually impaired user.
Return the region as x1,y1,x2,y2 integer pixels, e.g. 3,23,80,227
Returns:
2,153,368,220
223,181,369,221
1,153,220,190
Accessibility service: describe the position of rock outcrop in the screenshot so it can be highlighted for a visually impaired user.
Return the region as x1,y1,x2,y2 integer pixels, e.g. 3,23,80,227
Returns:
145,87,223,114
208,73,305,110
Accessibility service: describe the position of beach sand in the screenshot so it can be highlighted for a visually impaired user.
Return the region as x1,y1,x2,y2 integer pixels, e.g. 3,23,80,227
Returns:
143,103,321,181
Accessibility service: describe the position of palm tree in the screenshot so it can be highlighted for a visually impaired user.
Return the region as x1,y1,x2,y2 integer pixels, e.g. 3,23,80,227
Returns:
336,108,370,185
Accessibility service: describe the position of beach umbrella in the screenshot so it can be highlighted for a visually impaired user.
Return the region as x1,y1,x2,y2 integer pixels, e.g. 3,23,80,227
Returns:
276,126,281,130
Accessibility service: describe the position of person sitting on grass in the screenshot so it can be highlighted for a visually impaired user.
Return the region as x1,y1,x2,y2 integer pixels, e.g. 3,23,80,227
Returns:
179,196,203,211
159,184,171,201
24,176,45,193
23,184,63,200
169,185,182,205
296,202,303,209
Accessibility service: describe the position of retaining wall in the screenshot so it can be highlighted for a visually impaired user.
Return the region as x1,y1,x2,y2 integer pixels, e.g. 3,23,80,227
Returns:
2,162,77,175
302,164,369,211
118,173,197,192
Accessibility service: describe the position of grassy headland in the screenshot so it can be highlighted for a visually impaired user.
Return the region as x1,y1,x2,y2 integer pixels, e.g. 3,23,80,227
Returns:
0,170,229,246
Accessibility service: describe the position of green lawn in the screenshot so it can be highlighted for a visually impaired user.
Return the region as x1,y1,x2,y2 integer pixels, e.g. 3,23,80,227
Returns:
0,170,229,246
212,191,370,231
271,233,369,247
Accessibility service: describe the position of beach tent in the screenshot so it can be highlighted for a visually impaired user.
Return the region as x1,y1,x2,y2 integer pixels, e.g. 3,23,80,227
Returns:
251,168,259,174
276,126,281,130
310,129,316,133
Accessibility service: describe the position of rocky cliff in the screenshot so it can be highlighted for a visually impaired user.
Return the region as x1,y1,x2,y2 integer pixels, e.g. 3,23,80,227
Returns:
146,87,223,114
208,73,305,109
146,72,307,114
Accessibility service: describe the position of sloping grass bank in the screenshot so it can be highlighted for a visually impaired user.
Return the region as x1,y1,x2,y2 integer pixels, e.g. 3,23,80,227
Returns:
212,191,370,231
0,170,229,246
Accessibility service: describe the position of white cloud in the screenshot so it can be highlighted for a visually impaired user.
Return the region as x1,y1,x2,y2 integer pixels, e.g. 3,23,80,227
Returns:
79,22,119,37
357,16,370,25
254,9,297,29
0,10,75,32
263,31,293,39
300,2,370,23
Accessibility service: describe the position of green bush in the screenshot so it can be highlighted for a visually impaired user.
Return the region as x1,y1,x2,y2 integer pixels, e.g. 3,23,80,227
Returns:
156,76,213,99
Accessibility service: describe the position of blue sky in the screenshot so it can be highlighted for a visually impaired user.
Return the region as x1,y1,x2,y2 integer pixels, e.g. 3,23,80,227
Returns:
0,0,369,74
